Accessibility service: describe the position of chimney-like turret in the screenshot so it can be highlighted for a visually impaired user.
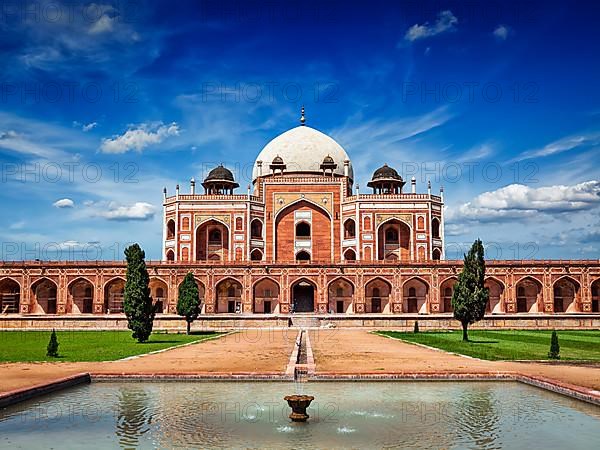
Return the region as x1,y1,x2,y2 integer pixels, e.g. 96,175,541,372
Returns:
411,176,416,194
190,178,195,195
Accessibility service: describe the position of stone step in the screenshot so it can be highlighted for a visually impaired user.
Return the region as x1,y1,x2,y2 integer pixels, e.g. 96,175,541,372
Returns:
291,316,321,328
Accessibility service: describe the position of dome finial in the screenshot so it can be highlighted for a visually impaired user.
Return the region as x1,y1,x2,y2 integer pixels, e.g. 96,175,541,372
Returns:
300,105,306,126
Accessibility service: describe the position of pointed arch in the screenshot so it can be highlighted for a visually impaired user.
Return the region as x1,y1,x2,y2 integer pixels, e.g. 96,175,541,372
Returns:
295,221,311,238
343,218,356,239
376,217,411,261
250,248,263,261
432,248,441,261
253,277,280,313
552,275,580,313
31,277,58,314
343,248,356,261
104,277,126,314
328,277,354,314
166,219,175,240
402,276,429,314
365,277,392,313
274,197,332,221
515,276,543,313
431,217,441,239
484,277,505,314
290,277,317,313
196,218,230,261
215,277,243,313
275,199,332,262
439,276,458,313
0,277,21,314
250,218,263,239
150,277,169,314
68,277,94,314
166,249,175,261
296,250,311,262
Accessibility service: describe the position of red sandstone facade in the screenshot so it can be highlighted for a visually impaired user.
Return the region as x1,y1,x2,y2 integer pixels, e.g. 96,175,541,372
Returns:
1,118,599,317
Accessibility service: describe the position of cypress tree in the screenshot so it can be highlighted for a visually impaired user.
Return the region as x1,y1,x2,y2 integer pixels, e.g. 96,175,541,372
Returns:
413,320,419,333
123,243,155,342
177,272,201,335
451,239,489,341
548,330,560,359
46,329,59,357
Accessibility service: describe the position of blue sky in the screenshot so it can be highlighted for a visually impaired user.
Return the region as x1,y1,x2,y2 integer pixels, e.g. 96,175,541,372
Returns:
0,0,599,261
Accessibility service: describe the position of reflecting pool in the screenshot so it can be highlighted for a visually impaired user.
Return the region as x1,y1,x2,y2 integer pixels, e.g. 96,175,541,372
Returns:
1,381,599,449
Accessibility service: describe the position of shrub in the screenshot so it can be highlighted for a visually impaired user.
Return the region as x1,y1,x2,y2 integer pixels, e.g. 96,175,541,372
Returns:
413,321,419,333
46,329,59,357
548,330,560,359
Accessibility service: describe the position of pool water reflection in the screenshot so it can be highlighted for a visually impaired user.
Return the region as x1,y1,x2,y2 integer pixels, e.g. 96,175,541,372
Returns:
0,381,599,449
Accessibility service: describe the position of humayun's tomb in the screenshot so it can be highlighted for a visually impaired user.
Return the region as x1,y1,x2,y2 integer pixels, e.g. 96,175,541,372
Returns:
1,109,599,328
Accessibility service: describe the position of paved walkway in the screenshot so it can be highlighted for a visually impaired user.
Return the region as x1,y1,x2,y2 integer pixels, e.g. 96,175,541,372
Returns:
309,329,600,390
1,329,296,393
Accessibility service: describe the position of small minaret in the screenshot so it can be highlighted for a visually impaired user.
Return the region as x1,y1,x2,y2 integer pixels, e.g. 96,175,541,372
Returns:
343,159,350,177
190,178,196,195
300,105,306,126
440,185,444,200
256,160,263,177
427,180,431,195
247,184,251,198
175,183,180,199
163,187,167,201
356,183,360,196
411,176,416,194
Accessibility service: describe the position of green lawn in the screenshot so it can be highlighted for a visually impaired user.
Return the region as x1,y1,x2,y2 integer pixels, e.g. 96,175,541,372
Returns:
376,330,600,361
0,330,222,362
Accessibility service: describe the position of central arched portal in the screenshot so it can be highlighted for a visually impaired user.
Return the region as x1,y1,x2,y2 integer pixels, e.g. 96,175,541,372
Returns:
292,280,315,313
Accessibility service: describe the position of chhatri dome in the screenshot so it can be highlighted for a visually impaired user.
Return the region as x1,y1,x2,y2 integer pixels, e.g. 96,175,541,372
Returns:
252,107,354,181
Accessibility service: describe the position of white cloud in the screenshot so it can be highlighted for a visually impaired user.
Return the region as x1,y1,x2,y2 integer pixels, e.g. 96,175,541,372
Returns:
456,143,495,163
100,122,180,154
89,14,115,34
92,202,155,221
447,180,600,223
514,131,600,161
405,10,458,42
493,25,511,41
83,122,98,132
53,198,75,208
73,121,98,132
9,220,26,230
330,106,453,178
445,223,468,236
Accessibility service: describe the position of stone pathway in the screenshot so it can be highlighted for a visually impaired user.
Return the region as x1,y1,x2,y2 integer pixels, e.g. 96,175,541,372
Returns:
309,329,600,390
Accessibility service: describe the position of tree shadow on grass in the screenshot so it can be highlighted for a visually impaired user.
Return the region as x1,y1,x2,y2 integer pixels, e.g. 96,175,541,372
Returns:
467,340,499,344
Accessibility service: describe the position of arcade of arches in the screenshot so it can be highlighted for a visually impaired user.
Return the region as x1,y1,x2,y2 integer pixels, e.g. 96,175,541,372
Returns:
1,269,599,315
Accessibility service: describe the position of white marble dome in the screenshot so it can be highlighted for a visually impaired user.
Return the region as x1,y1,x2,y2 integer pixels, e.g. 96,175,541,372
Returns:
252,125,353,181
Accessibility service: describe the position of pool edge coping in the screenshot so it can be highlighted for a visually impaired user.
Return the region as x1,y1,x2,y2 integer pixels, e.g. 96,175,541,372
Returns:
0,372,91,409
1,371,598,409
